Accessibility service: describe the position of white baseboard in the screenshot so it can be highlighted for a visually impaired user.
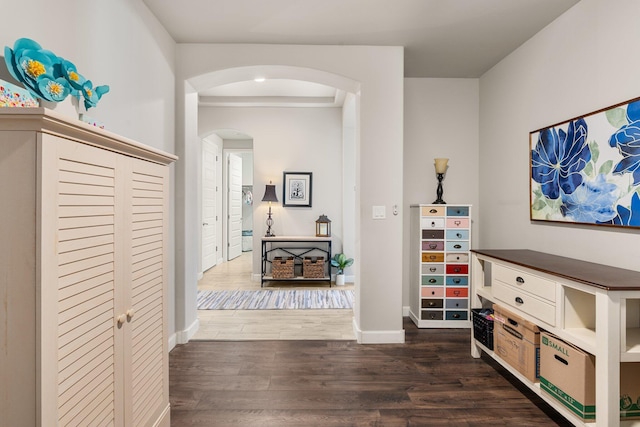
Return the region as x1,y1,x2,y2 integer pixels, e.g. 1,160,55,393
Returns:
352,317,405,344
402,305,410,317
168,333,177,351
175,317,200,345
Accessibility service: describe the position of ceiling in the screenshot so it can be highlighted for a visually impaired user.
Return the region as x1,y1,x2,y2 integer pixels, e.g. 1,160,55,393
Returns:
142,0,580,137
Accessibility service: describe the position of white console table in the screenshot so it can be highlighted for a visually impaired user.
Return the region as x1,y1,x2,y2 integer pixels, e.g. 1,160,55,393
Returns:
471,249,640,427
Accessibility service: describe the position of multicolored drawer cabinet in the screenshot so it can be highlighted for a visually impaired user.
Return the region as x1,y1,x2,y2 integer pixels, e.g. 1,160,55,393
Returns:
410,204,472,328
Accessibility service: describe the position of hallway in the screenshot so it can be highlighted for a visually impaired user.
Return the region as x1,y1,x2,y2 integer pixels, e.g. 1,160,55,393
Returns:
193,253,356,340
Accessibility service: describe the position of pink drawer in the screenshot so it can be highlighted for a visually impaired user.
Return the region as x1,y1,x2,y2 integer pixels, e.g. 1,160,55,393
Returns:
422,241,444,251
421,287,444,297
446,218,469,228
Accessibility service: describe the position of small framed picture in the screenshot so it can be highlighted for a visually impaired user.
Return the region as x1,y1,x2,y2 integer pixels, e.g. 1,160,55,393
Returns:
283,172,312,207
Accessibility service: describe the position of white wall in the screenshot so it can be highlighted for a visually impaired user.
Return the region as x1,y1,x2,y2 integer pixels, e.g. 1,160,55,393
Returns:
200,107,344,275
479,0,640,271
176,46,404,343
403,78,480,307
2,0,178,341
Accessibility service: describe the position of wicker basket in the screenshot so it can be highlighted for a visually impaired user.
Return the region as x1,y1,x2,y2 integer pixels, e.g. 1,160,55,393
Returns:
302,257,325,279
272,256,294,279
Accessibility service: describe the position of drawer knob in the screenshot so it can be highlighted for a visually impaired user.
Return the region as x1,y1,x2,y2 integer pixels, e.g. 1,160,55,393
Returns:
454,220,461,226
515,296,524,304
454,244,461,249
453,313,460,318
516,276,525,284
428,302,435,307
431,221,436,227
454,268,461,273
453,279,461,284
456,233,462,238
429,278,436,283
430,267,436,272
429,243,437,249
431,291,435,295
429,209,437,213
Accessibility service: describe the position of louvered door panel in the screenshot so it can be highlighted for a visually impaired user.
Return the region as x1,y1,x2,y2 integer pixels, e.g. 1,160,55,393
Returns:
128,160,169,426
53,139,120,427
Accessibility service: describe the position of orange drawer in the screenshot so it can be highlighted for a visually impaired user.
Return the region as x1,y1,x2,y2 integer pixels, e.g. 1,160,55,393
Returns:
422,252,445,263
446,287,468,298
422,206,445,216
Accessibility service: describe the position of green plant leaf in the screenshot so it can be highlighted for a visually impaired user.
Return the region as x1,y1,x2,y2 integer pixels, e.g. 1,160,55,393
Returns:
589,141,599,164
606,107,628,128
583,162,594,178
598,160,613,175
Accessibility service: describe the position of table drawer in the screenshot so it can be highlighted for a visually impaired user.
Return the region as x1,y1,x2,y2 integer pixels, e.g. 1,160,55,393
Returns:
421,310,443,321
422,206,445,216
422,252,445,263
446,298,468,309
422,275,444,286
423,241,445,251
446,218,469,228
445,310,468,321
421,287,444,298
446,229,469,240
446,276,468,286
446,206,469,216
446,264,468,274
422,229,444,239
493,264,556,302
493,281,555,326
446,252,469,263
422,299,443,309
446,287,468,298
422,218,445,229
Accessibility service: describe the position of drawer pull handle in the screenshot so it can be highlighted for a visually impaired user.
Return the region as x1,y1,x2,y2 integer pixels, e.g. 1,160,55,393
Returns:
508,318,518,327
453,279,461,284
429,255,436,260
429,243,437,249
431,291,435,295
453,313,460,318
456,210,461,214
554,355,569,366
429,279,436,283
454,244,462,249
431,221,436,227
429,209,437,213
516,276,525,284
456,233,462,238
453,290,461,296
430,314,437,319
454,220,461,226
454,268,461,273
429,267,436,272
428,302,435,307
515,297,524,304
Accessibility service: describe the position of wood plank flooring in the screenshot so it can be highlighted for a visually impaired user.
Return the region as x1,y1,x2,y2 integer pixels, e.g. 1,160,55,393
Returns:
195,252,355,340
170,319,571,426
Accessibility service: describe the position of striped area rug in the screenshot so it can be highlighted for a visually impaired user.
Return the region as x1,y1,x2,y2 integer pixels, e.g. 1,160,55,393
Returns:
197,289,355,310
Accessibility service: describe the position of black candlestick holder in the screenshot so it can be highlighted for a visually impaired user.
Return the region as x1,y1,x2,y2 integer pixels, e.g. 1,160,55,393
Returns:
433,173,446,204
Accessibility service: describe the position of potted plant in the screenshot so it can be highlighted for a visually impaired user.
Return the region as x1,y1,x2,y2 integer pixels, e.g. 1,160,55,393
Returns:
330,253,354,286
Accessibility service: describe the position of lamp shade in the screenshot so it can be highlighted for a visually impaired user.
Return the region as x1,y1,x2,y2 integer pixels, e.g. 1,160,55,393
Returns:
434,158,449,174
261,184,278,203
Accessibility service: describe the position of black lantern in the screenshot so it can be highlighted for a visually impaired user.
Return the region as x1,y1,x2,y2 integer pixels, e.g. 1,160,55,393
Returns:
315,214,331,237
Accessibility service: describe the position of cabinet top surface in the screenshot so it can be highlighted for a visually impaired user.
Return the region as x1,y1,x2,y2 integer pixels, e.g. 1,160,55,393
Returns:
471,249,640,291
0,107,177,165
262,236,332,242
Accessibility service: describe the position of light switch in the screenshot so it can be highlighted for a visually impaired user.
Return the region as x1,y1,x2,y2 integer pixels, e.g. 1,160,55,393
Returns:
372,205,386,219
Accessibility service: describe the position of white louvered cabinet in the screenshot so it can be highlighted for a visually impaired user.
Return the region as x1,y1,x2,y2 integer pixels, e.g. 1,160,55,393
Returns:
0,109,176,427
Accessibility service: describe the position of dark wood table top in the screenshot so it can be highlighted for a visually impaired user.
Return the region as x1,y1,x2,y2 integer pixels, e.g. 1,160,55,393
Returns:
471,249,640,291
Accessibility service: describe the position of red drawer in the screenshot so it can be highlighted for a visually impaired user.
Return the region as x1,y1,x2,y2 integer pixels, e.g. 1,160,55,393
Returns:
446,287,468,298
446,264,468,274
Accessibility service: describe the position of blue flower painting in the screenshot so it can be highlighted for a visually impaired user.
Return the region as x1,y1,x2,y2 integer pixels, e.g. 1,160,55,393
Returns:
531,97,640,228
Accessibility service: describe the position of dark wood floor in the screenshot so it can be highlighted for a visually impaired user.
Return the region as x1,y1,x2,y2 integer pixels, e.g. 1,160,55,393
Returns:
169,318,571,426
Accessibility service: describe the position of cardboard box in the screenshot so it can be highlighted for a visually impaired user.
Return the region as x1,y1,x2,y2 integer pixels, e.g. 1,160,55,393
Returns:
541,332,640,420
493,304,540,383
540,331,595,420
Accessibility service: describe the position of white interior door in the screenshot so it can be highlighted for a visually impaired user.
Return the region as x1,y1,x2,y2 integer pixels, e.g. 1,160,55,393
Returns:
227,153,243,260
202,139,218,271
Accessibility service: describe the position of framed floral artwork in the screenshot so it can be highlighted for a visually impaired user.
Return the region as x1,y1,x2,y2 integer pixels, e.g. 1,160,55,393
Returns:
283,172,312,207
530,96,640,228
